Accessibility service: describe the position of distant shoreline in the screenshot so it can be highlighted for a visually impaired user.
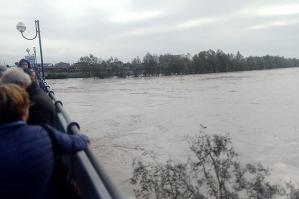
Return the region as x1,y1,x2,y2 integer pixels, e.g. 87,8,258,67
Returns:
44,50,299,79
45,65,299,79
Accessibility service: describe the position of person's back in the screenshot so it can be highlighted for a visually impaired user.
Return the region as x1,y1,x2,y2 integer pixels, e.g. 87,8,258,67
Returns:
0,84,89,199
24,68,57,126
26,82,56,126
0,121,54,198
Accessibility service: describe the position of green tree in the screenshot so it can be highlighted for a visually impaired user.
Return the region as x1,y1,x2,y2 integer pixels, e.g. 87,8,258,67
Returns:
78,54,101,65
69,51,299,79
130,56,143,77
131,133,297,199
143,53,159,76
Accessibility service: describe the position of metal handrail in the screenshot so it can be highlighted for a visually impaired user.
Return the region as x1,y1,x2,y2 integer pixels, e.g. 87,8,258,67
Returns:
40,78,125,199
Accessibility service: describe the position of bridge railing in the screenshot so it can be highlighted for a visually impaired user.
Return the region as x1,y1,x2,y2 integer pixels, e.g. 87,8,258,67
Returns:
40,79,125,199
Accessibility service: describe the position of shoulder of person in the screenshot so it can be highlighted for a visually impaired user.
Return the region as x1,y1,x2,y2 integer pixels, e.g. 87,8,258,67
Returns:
25,124,49,135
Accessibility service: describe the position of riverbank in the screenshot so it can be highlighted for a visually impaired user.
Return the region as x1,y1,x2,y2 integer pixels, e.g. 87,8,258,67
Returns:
45,65,299,79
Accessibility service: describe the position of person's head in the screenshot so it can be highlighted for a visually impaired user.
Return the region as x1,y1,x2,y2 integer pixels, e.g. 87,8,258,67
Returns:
0,84,30,124
18,59,31,70
24,68,37,82
0,68,32,88
0,65,7,78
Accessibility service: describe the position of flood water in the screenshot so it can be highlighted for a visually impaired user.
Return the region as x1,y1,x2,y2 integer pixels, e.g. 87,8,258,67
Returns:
48,67,299,198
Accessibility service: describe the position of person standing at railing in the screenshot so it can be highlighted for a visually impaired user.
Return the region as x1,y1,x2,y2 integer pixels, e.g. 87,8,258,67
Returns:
24,68,37,82
18,58,31,70
0,84,90,199
0,68,56,126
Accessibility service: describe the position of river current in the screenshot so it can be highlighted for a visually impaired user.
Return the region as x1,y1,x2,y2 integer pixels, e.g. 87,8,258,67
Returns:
48,67,299,198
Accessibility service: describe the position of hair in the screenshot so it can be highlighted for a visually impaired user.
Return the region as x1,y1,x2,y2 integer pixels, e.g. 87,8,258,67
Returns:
18,59,31,69
0,84,30,124
0,68,32,88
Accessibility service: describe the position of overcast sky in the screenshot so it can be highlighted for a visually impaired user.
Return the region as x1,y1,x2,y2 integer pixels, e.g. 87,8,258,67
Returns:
0,0,299,65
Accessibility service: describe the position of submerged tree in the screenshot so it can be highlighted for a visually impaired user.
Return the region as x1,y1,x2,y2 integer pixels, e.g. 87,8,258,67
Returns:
130,132,298,199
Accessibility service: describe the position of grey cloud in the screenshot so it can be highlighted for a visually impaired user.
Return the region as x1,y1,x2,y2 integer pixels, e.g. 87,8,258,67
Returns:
1,0,299,65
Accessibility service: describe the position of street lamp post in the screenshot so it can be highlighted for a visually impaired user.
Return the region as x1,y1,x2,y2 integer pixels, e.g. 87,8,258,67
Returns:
16,20,45,78
33,47,37,68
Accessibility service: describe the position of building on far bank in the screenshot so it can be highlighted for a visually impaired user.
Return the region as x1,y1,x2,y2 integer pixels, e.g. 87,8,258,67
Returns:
37,63,54,67
55,62,70,68
42,62,73,74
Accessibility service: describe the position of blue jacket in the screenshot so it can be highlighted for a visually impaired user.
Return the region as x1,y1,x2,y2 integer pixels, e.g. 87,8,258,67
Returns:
0,121,89,199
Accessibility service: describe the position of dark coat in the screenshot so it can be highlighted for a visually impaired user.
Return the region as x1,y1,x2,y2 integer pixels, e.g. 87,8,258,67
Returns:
27,83,57,126
0,121,89,199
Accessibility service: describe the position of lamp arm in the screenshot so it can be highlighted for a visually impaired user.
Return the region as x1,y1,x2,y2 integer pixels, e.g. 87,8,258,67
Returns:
21,31,37,40
20,21,38,40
